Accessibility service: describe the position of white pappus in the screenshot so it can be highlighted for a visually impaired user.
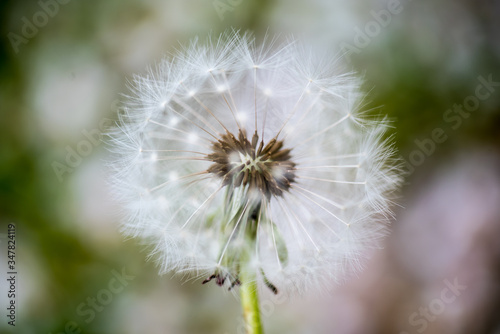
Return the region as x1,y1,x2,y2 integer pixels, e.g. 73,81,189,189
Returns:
108,31,401,295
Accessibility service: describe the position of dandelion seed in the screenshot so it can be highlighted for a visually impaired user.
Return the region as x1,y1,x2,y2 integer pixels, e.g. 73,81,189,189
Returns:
108,30,400,332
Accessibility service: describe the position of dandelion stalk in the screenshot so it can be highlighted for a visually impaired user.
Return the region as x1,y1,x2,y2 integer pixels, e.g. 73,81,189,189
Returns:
240,270,263,334
238,206,264,334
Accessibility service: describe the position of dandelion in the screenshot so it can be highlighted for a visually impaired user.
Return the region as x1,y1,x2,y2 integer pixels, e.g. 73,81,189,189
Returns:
109,31,400,333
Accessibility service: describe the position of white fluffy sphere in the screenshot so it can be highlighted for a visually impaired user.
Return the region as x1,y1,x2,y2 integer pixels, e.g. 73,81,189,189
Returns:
108,31,400,294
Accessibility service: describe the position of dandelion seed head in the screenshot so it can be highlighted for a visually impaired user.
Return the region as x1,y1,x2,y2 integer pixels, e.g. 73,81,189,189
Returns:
108,31,401,294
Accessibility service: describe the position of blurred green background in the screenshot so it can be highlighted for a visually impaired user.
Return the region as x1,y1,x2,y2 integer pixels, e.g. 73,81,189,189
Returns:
1,0,499,333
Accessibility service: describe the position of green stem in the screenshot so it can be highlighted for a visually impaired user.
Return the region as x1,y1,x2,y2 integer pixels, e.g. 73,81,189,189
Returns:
240,271,263,334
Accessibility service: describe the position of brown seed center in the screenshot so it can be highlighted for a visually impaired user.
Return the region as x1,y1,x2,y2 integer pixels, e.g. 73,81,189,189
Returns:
207,130,296,198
